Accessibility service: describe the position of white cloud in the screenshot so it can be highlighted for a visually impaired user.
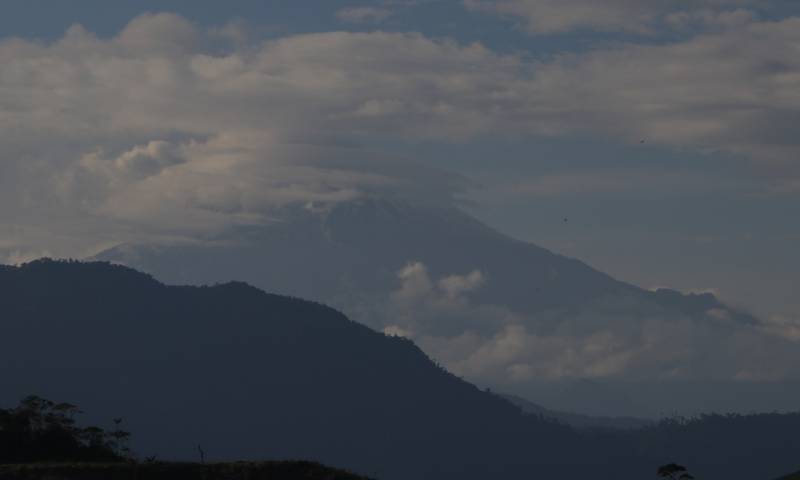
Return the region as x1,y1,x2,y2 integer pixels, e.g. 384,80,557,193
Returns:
520,18,800,184
78,141,186,184
116,12,202,55
392,262,437,302
385,262,504,338
368,262,800,385
59,134,398,232
439,270,485,298
1,17,500,247
759,314,800,342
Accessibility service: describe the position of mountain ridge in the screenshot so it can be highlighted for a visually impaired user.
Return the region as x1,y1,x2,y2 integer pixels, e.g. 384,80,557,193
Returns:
502,393,652,430
0,259,582,479
3,260,800,480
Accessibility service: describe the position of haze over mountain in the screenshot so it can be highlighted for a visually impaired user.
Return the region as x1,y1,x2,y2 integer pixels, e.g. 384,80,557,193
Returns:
3,259,800,480
96,198,800,417
502,394,651,431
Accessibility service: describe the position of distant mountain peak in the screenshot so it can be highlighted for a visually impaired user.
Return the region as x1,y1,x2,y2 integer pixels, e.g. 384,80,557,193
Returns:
91,197,769,416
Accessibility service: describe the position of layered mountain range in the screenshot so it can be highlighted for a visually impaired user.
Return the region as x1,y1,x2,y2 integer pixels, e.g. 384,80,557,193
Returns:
94,198,799,416
2,260,800,479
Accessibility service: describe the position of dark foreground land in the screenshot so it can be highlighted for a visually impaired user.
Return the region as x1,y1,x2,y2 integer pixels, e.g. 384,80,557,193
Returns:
0,462,371,480
778,471,800,480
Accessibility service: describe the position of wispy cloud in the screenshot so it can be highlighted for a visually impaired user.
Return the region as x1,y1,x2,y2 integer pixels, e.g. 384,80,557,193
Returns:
497,169,743,198
465,0,758,34
337,6,395,24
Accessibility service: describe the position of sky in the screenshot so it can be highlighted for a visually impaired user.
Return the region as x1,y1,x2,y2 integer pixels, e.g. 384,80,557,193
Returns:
0,0,798,328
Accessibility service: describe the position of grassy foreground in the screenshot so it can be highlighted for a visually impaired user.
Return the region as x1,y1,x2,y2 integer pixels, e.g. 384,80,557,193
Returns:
0,461,373,480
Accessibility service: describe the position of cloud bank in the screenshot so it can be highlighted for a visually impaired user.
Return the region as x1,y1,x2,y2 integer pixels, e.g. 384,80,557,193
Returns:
1,11,799,258
375,262,800,388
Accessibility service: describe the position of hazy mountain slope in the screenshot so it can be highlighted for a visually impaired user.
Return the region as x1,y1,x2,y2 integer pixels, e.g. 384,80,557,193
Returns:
96,198,756,333
2,260,800,480
93,198,780,417
96,198,645,314
502,393,652,430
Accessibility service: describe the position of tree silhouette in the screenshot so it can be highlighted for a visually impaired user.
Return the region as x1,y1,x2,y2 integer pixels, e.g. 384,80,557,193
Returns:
658,463,695,480
0,395,128,464
109,418,132,458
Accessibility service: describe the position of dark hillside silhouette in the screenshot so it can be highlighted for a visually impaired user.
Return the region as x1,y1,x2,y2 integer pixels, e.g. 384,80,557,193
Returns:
777,469,800,480
0,461,372,480
2,260,799,479
0,260,583,479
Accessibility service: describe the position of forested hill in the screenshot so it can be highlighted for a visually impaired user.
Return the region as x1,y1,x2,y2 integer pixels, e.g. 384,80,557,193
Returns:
2,259,800,480
0,260,581,479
